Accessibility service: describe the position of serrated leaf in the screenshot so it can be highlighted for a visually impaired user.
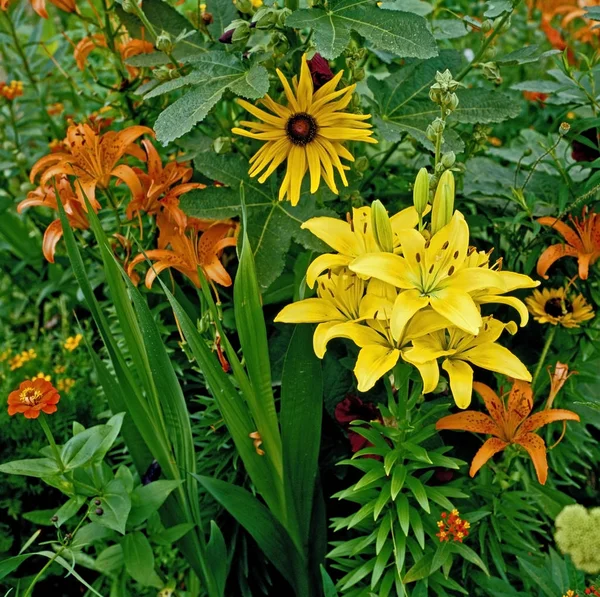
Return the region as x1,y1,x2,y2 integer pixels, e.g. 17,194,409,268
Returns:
497,46,561,66
484,1,512,18
206,0,238,39
452,89,521,124
286,0,437,60
180,153,335,288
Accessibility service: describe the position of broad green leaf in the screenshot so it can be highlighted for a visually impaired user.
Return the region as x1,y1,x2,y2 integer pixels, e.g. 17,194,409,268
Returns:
0,458,59,478
55,496,86,527
452,542,490,576
405,476,430,513
497,46,561,66
95,544,124,573
151,522,196,546
181,153,334,288
206,521,228,597
286,0,437,60
281,325,323,548
484,1,512,18
321,565,339,597
128,480,184,527
90,479,132,535
207,0,238,39
403,552,433,584
122,532,163,588
379,0,432,15
195,475,307,593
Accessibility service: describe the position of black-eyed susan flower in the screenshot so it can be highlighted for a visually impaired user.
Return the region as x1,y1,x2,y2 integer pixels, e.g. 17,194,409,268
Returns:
232,54,377,206
525,287,594,328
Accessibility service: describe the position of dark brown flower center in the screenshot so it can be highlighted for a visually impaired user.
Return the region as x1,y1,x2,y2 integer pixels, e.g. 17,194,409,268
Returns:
286,113,318,145
544,297,573,318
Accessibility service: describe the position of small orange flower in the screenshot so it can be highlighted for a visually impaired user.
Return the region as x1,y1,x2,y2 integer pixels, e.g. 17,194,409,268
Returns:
523,90,548,104
47,102,64,116
127,219,238,288
18,177,92,263
30,123,152,209
436,380,580,484
0,80,23,100
8,378,60,419
537,207,600,280
436,510,470,543
0,0,75,18
547,361,575,408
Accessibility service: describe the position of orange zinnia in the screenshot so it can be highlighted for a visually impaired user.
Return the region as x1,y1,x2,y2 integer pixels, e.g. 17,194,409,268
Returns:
17,177,92,263
127,219,238,288
436,380,580,484
8,378,60,418
537,208,600,280
126,140,206,224
30,123,152,209
1,0,75,18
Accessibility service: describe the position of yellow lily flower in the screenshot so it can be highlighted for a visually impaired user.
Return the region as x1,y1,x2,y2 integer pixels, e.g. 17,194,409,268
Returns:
274,270,366,356
302,205,421,287
403,317,531,409
350,211,505,338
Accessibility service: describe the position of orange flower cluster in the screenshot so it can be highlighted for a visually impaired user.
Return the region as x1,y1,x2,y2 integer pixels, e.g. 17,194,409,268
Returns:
585,586,600,596
0,80,23,101
0,0,75,18
436,510,470,543
22,122,238,288
8,379,60,419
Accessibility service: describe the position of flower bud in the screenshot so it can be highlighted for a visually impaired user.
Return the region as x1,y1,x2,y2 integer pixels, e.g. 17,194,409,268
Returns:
481,19,493,33
213,136,232,154
412,168,430,217
307,53,334,90
231,21,251,44
441,151,456,169
120,0,138,13
156,31,174,54
559,122,571,136
354,156,369,173
431,170,455,234
51,515,59,523
202,11,213,25
95,507,104,516
371,200,394,253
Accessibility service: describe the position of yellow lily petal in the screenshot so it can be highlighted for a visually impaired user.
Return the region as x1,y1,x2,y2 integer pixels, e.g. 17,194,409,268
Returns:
274,298,345,324
429,288,482,335
350,253,414,288
477,294,530,327
355,346,400,392
390,205,421,233
442,358,474,409
497,270,540,291
410,359,440,394
443,267,506,293
306,254,352,288
301,217,362,255
314,321,388,359
313,321,343,358
396,228,426,278
359,293,393,320
404,309,452,340
462,343,532,381
390,289,429,340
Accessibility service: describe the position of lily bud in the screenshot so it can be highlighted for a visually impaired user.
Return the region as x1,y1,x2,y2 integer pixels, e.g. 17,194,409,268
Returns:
431,170,455,234
413,168,429,217
371,200,394,253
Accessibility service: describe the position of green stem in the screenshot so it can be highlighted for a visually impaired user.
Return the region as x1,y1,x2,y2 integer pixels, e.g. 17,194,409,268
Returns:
455,10,512,82
531,325,557,391
38,414,65,472
360,140,401,192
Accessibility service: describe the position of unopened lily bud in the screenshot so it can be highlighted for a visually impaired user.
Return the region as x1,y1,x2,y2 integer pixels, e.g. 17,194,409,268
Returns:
413,168,430,217
431,170,455,234
371,200,394,253
156,31,174,54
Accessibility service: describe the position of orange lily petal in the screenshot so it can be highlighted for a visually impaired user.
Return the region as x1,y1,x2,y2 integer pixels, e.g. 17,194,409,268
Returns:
111,164,144,202
536,243,579,279
469,437,508,477
537,216,584,249
518,408,580,435
31,0,48,17
506,380,533,436
42,219,64,263
576,251,595,280
472,381,506,429
436,411,501,435
514,432,548,484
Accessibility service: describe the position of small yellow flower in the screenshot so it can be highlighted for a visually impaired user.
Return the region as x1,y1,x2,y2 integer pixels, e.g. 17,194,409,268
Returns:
54,364,66,374
31,372,51,382
25,349,37,360
64,334,83,351
251,0,262,6
57,378,76,393
526,287,594,328
0,349,11,362
9,356,24,371
566,112,576,120
488,136,503,147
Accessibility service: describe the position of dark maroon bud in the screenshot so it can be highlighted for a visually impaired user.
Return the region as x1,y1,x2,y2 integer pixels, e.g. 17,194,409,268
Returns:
307,53,335,91
219,28,234,44
95,508,104,516
142,460,162,485
94,499,101,506
51,515,59,523
202,11,213,25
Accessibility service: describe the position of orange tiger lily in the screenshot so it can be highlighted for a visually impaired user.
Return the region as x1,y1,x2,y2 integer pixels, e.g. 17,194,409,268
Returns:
537,208,600,280
30,123,152,209
127,219,238,288
17,177,92,263
1,0,75,18
126,140,206,223
436,380,580,484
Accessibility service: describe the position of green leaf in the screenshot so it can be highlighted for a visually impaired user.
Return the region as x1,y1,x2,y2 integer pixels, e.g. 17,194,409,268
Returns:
181,153,334,288
497,46,561,66
95,544,124,573
151,523,196,546
405,476,430,513
206,521,228,597
396,493,410,535
154,52,269,143
286,0,437,60
451,89,521,124
55,496,86,527
195,475,307,593
128,480,184,527
451,542,490,576
281,325,323,548
90,479,132,535
403,552,433,584
390,465,407,500
409,507,425,549
122,532,163,588
207,0,238,39
321,565,339,597
0,458,59,478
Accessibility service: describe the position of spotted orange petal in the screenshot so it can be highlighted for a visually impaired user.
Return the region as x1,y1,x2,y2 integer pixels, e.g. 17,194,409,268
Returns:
436,411,501,435
469,437,509,477
536,243,580,279
537,217,584,250
514,432,548,484
472,381,506,429
518,408,580,435
506,380,533,437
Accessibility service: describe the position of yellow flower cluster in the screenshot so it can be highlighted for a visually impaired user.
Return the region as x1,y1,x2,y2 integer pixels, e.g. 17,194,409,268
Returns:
57,378,75,393
8,349,37,371
0,80,23,101
31,372,51,382
64,334,83,352
276,170,538,408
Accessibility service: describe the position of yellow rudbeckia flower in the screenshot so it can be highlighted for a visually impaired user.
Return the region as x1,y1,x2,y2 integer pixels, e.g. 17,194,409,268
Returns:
403,317,531,408
302,205,421,287
232,54,377,206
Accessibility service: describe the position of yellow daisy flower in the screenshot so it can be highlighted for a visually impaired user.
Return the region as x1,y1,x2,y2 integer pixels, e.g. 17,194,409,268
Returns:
64,334,83,351
31,372,51,382
525,287,594,328
232,54,377,206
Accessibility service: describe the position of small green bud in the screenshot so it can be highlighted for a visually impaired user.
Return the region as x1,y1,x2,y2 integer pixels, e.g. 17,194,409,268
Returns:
371,200,394,253
15,152,26,164
156,31,173,54
354,156,369,173
481,19,493,33
412,168,430,217
254,7,277,28
431,170,455,235
559,122,571,136
213,136,232,154
120,0,138,14
153,65,178,81
353,67,365,82
441,151,456,169
2,141,13,151
231,21,251,43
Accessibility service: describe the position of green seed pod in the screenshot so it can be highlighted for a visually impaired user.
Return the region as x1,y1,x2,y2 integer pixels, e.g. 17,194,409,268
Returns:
371,200,394,253
441,151,456,169
156,31,173,54
431,170,455,234
412,168,430,217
